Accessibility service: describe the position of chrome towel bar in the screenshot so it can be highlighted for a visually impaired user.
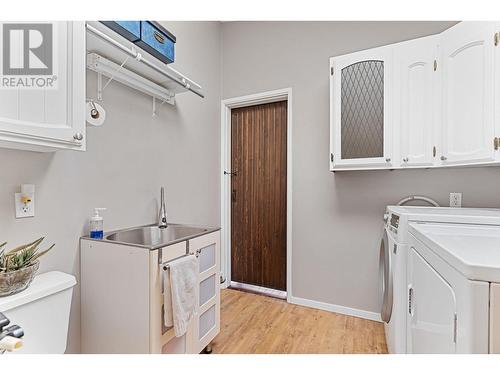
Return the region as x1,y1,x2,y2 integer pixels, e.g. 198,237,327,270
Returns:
162,249,200,271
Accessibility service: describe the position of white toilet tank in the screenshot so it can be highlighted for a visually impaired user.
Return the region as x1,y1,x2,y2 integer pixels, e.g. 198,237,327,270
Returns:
0,271,76,354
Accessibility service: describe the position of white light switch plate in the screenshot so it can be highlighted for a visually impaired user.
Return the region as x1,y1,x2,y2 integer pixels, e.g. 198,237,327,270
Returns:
450,192,462,208
15,192,34,218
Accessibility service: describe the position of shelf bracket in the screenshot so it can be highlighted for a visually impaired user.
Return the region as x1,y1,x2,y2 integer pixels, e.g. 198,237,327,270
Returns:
96,56,131,101
97,72,103,101
152,97,170,117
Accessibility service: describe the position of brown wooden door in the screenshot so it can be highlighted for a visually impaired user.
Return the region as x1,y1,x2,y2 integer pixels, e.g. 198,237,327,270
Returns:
230,100,287,291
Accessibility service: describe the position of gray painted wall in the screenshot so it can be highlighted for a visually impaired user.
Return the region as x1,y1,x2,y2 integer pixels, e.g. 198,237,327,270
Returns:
221,21,500,316
3,20,499,353
0,21,221,352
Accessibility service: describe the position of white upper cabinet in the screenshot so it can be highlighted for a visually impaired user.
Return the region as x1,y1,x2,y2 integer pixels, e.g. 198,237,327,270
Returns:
495,22,500,158
440,22,496,165
395,36,439,168
0,22,86,152
330,45,393,170
330,21,500,171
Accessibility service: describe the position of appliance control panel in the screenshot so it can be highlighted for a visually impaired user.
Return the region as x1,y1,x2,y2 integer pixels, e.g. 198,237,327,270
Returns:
390,214,400,229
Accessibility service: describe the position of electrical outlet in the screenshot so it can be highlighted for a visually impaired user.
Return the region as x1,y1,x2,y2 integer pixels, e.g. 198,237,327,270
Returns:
14,184,35,218
449,192,462,208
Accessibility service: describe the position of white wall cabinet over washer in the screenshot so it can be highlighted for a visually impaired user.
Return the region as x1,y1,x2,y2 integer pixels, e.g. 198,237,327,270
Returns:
329,21,500,171
394,36,439,168
439,21,497,166
0,21,86,152
329,45,394,170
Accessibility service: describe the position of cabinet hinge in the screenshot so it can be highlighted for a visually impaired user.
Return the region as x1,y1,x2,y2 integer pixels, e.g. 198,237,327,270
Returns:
330,66,334,76
433,59,437,71
495,32,499,47
453,313,457,343
495,137,499,151
330,153,334,162
433,146,437,157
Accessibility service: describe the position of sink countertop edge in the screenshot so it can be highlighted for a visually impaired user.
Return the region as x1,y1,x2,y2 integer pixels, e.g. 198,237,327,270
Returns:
80,223,221,250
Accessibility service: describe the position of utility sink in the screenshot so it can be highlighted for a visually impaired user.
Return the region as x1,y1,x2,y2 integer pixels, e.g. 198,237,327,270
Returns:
103,224,211,249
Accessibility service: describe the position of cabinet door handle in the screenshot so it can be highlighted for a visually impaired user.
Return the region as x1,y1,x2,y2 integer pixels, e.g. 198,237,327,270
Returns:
403,157,409,163
73,132,83,141
385,158,391,163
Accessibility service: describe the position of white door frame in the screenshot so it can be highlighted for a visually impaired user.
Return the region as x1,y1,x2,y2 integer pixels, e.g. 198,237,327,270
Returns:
220,88,292,302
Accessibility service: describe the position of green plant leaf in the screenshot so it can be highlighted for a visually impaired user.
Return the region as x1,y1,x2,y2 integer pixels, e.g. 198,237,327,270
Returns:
0,238,55,273
5,237,44,256
27,244,55,265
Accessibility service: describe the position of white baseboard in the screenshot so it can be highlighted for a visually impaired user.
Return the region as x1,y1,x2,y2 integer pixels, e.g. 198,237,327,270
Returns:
289,296,382,322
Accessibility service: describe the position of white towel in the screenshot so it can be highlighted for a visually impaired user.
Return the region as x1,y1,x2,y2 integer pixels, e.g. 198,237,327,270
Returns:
163,254,197,337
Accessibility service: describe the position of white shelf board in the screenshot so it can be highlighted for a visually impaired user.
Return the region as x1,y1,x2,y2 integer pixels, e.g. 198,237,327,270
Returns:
85,21,203,98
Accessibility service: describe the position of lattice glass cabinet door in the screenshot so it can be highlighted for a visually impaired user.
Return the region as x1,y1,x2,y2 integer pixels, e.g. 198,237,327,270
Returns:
330,46,393,170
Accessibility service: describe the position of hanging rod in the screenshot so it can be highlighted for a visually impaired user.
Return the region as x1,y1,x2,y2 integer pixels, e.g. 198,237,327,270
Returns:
86,23,204,98
162,250,201,271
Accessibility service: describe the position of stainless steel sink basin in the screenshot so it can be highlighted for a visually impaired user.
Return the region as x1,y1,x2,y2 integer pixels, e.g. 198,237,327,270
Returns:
103,224,212,249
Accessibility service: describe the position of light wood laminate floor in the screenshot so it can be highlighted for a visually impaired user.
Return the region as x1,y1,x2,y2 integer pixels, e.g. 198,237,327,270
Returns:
211,289,387,354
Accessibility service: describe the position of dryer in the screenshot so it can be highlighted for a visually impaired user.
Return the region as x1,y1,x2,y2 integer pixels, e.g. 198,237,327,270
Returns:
407,222,500,353
379,206,500,353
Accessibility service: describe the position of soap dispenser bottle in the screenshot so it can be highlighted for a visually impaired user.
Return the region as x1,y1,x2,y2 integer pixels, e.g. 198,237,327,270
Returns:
90,208,106,239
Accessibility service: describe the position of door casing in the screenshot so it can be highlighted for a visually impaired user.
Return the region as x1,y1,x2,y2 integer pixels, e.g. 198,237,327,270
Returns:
220,88,292,301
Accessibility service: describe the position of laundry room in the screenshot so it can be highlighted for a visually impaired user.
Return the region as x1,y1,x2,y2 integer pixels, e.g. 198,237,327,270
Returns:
1,1,500,374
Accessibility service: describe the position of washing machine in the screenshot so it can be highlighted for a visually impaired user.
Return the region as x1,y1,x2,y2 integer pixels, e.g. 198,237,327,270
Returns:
379,205,500,353
380,205,416,354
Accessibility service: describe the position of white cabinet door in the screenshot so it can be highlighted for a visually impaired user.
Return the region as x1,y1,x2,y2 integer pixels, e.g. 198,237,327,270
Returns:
330,45,393,170
495,23,500,159
407,247,457,354
440,22,496,165
490,283,500,353
0,21,86,152
187,231,220,354
149,242,188,354
395,36,439,167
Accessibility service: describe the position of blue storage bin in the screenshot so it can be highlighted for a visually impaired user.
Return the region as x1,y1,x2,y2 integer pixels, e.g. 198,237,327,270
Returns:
135,21,176,65
100,21,141,42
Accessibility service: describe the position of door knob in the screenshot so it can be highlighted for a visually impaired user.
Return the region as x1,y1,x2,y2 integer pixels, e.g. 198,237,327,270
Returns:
73,132,84,141
403,157,409,163
385,158,391,163
440,155,447,161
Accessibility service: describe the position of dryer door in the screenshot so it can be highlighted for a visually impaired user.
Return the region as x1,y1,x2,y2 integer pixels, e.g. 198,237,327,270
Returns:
407,247,457,353
379,229,393,323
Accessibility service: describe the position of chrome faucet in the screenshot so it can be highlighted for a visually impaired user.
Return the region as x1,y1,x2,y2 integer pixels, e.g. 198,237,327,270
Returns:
158,187,167,229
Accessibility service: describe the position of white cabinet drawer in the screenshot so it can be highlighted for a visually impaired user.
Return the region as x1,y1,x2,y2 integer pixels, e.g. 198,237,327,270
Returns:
160,241,187,263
